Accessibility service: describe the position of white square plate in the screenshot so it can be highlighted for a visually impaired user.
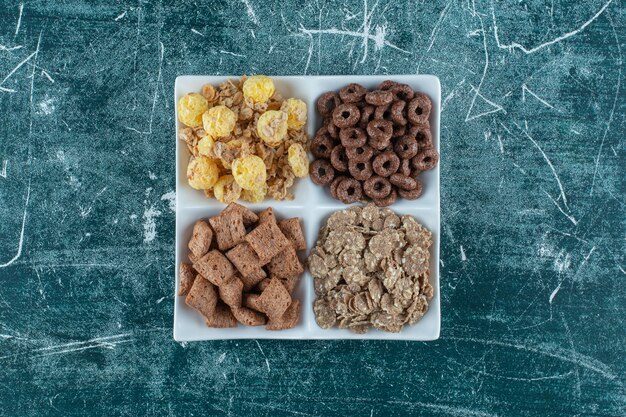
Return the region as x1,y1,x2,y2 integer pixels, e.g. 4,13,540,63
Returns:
174,75,441,341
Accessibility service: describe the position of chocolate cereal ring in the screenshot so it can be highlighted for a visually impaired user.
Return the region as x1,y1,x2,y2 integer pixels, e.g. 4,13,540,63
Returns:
316,126,328,137
346,144,374,163
310,159,335,185
390,173,418,190
330,145,349,172
367,119,393,143
378,80,399,91
364,175,392,199
390,83,415,101
411,148,439,171
390,100,407,125
373,151,400,177
407,93,432,125
332,103,360,129
317,92,341,117
398,180,423,200
330,175,347,199
348,159,373,181
337,178,363,204
392,124,406,138
339,83,367,103
365,90,394,106
374,189,397,207
399,158,412,176
326,119,339,139
310,134,335,159
374,104,393,121
359,105,376,129
408,124,433,149
393,135,419,159
339,127,367,149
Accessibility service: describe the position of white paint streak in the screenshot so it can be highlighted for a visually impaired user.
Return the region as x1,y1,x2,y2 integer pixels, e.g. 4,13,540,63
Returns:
241,0,259,25
143,205,161,243
492,0,613,54
160,191,176,212
15,4,23,37
220,50,245,57
522,84,555,109
447,336,618,380
543,190,577,225
591,13,621,196
524,131,569,209
416,0,452,72
549,282,561,304
0,44,23,52
464,19,506,122
255,340,271,372
0,51,37,87
0,179,31,268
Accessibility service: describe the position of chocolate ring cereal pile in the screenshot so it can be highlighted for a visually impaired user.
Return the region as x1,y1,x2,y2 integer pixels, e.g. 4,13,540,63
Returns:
179,203,305,330
177,75,310,203
308,204,434,333
310,81,439,206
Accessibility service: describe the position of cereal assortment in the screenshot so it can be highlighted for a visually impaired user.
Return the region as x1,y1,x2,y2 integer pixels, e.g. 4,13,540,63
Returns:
310,81,439,206
179,203,305,330
178,76,309,202
308,204,434,333
175,76,441,339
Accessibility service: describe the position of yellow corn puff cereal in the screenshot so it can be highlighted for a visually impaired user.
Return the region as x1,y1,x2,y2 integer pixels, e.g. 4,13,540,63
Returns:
242,183,267,203
243,75,275,103
287,143,309,178
202,105,236,138
231,155,267,191
281,98,307,130
177,93,208,128
213,175,242,204
257,110,288,147
197,136,215,157
187,157,219,190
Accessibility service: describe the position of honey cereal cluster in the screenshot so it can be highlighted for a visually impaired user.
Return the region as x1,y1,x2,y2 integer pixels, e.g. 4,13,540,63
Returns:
310,81,439,206
179,203,305,330
178,76,310,202
308,204,434,333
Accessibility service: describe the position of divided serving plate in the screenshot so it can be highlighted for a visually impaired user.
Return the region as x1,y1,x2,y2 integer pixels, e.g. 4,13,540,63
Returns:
174,75,440,341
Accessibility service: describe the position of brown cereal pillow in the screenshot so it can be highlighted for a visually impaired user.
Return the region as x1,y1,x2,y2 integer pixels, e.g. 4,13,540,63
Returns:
218,274,244,307
267,246,304,279
185,276,219,319
194,250,236,286
256,278,292,319
179,263,197,296
257,207,276,225
223,202,259,226
244,218,292,264
232,306,267,326
188,220,213,258
277,218,306,251
205,302,238,328
226,242,267,285
209,209,246,251
266,299,300,331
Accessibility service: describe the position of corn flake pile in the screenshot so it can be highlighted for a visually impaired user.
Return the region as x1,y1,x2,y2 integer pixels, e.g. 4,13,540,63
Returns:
178,76,310,202
308,204,434,333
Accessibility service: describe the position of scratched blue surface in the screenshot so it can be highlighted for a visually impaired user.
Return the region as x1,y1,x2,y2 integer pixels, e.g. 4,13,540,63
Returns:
0,1,624,416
